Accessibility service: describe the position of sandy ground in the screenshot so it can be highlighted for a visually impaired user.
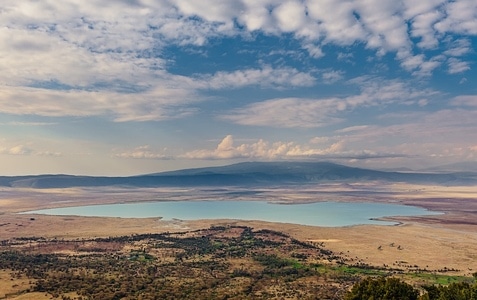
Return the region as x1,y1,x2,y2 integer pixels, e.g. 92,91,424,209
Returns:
1,183,477,276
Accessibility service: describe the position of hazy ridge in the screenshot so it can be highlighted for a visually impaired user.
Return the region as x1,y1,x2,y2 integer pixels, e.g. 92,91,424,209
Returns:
1,161,476,189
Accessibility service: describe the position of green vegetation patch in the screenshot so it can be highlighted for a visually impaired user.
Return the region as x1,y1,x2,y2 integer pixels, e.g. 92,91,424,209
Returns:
407,272,474,285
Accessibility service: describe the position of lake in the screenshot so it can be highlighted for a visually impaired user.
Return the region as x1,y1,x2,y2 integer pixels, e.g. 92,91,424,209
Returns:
23,200,441,227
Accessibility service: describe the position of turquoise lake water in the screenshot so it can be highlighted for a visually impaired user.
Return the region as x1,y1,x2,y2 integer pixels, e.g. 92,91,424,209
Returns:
23,201,441,227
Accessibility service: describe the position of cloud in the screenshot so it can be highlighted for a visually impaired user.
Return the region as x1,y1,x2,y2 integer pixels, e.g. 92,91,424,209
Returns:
0,142,62,157
397,51,446,76
335,125,372,133
444,38,472,56
0,85,199,122
356,0,411,51
1,145,33,156
0,62,319,121
182,134,344,160
330,107,477,164
447,58,471,74
309,136,331,144
306,0,366,45
451,95,477,107
182,134,407,161
1,0,473,98
0,26,162,89
0,122,57,126
273,1,307,32
0,0,474,131
36,151,63,157
221,97,343,128
322,70,344,84
113,146,172,160
222,77,438,128
173,0,242,25
196,65,316,89
434,0,477,35
411,11,443,49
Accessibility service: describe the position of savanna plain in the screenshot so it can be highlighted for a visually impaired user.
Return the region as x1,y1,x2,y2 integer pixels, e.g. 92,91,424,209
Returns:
1,182,477,299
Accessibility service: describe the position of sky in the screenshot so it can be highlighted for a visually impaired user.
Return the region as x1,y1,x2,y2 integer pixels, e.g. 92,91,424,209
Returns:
1,0,476,176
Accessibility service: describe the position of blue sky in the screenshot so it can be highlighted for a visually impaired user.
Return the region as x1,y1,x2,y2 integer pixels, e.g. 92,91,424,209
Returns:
1,0,476,175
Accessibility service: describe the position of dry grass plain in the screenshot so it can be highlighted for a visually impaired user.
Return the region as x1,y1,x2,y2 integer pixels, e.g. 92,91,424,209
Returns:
1,182,477,279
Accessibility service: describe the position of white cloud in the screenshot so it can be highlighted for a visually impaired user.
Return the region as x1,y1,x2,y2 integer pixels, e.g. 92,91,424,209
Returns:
182,134,347,160
335,125,372,133
343,109,477,156
302,43,325,58
273,1,307,32
173,0,242,25
113,145,172,160
237,0,277,32
410,9,443,49
182,135,411,161
412,56,444,77
222,77,438,128
0,0,475,129
0,27,162,89
1,145,33,156
444,38,472,56
398,52,425,71
402,0,446,19
221,97,343,128
309,136,331,144
0,139,63,157
0,0,473,104
196,66,316,89
397,51,445,76
298,107,477,167
0,85,199,122
36,151,63,157
337,52,354,62
434,0,477,35
0,61,320,120
451,95,477,106
3,0,471,89
306,0,366,45
356,0,410,51
447,58,471,74
322,70,344,84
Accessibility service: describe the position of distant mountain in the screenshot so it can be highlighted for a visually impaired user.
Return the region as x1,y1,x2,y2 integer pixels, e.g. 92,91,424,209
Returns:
1,161,476,189
376,167,416,172
420,161,477,173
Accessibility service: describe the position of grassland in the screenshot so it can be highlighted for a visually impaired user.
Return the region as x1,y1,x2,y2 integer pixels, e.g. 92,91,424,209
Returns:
1,182,477,298
1,225,474,300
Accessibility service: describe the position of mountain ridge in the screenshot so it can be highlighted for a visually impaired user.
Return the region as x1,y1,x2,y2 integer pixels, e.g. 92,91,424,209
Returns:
1,161,475,189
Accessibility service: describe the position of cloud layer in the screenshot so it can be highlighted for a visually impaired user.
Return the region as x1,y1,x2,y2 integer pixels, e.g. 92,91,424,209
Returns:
0,0,476,174
1,0,475,122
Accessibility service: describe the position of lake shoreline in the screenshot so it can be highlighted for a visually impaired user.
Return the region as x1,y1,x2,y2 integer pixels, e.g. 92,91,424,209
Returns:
20,200,440,227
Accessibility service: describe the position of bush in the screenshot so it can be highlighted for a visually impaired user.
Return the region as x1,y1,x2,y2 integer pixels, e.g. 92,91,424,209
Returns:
345,277,419,300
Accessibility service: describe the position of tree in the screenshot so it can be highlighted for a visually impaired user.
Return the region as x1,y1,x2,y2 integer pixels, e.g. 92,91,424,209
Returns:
345,277,419,300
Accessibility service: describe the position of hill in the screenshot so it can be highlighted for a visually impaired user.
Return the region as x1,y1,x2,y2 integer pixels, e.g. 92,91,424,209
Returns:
1,161,475,189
